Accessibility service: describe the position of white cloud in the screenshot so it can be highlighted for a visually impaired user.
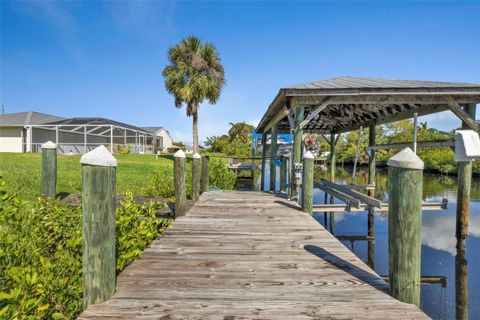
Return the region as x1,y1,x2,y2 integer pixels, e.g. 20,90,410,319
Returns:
422,210,480,255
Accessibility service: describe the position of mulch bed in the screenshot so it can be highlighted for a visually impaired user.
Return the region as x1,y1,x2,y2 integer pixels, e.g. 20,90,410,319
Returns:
61,193,195,218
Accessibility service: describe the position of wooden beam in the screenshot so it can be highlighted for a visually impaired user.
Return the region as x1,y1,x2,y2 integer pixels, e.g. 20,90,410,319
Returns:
298,97,332,130
365,139,455,152
315,183,361,209
336,235,375,241
293,94,480,106
262,105,288,133
445,97,478,131
334,104,450,134
320,179,382,208
312,201,447,212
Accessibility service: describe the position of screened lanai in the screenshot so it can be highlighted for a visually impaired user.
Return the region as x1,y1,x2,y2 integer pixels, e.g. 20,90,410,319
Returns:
26,117,161,154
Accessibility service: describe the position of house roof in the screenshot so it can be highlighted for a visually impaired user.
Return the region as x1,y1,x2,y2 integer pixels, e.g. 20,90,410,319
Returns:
46,117,150,133
257,76,480,134
141,127,173,140
285,76,480,91
141,127,165,134
0,111,65,126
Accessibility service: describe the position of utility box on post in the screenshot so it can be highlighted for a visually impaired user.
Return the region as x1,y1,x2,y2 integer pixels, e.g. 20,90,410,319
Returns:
455,130,480,162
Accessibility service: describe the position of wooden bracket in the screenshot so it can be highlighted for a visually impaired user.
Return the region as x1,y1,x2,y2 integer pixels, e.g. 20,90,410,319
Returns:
298,97,332,130
445,97,478,131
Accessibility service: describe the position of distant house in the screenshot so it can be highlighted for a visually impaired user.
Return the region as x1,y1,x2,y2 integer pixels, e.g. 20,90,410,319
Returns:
0,111,169,154
0,111,65,152
141,127,173,152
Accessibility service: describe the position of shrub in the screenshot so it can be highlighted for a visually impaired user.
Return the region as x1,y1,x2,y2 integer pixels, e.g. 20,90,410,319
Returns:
0,179,169,319
116,192,169,271
118,145,132,154
144,169,175,199
208,158,236,190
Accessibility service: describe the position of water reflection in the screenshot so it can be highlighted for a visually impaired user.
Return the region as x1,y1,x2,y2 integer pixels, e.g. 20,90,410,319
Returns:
456,240,468,320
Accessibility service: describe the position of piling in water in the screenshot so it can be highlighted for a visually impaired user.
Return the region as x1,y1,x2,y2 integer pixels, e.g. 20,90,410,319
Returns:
387,147,423,306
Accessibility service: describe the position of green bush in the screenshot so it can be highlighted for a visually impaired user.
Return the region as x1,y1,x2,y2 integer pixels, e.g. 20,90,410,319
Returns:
118,144,132,155
116,192,169,272
144,169,175,199
208,158,236,190
0,179,169,319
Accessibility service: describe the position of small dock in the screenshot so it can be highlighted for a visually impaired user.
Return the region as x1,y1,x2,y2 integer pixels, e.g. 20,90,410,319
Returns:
79,191,428,319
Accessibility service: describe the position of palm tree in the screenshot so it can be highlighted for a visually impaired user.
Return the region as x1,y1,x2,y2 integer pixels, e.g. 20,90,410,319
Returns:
162,36,225,154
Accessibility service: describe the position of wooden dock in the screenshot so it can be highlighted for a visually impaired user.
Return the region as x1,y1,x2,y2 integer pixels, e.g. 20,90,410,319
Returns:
79,191,429,319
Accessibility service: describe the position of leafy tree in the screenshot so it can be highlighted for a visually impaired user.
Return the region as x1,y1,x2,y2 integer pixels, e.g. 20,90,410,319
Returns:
205,135,230,153
172,141,187,151
205,122,254,157
162,36,225,154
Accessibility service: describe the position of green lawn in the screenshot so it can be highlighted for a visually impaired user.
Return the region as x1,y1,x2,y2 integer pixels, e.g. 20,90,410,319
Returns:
0,153,175,200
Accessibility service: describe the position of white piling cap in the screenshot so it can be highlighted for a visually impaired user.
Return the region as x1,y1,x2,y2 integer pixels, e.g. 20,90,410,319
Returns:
192,153,201,159
174,149,186,158
41,141,57,149
387,147,424,170
303,151,315,159
80,145,117,167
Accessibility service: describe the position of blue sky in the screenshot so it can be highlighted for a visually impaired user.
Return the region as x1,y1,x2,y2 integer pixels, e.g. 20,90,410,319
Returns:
1,1,479,145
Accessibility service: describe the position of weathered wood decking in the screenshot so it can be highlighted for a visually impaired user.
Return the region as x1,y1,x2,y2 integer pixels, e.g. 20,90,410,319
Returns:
79,191,429,319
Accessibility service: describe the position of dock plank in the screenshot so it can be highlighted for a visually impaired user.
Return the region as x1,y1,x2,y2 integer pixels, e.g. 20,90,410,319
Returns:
79,191,429,319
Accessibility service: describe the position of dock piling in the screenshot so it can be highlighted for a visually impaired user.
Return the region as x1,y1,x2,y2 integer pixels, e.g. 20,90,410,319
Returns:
270,125,278,192
174,150,186,217
192,153,201,202
290,103,304,198
456,104,476,242
302,151,314,214
80,145,117,309
280,155,287,193
387,147,423,306
40,141,57,198
201,155,209,194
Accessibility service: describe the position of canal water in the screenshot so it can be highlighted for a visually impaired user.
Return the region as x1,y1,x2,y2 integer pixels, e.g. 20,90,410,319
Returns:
260,165,480,319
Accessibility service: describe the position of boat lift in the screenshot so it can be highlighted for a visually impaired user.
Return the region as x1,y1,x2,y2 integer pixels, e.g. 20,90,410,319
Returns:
313,179,448,213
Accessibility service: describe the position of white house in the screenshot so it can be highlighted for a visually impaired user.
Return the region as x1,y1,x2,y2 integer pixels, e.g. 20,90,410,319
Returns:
0,111,64,152
0,111,172,154
141,127,174,152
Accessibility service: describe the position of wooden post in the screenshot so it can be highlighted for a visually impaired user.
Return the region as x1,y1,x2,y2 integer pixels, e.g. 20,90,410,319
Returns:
270,125,278,192
260,133,267,191
456,104,476,242
192,153,201,202
291,104,304,198
40,141,57,199
329,133,336,234
174,150,186,217
455,239,468,320
201,155,209,194
251,132,256,191
302,151,314,214
280,155,287,193
80,145,117,309
367,125,376,269
387,147,423,306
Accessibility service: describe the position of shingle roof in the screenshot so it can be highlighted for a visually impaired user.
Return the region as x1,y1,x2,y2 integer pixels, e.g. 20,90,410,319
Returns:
141,127,165,134
286,76,480,90
0,111,65,126
257,76,480,134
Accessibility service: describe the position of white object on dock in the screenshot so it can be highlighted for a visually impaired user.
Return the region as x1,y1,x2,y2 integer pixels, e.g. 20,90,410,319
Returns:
455,130,480,162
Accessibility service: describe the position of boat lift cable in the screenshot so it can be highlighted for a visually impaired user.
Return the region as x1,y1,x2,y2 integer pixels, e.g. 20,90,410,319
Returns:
352,126,363,180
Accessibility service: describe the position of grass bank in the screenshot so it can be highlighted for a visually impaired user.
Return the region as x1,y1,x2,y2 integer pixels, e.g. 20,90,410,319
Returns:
0,153,174,200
